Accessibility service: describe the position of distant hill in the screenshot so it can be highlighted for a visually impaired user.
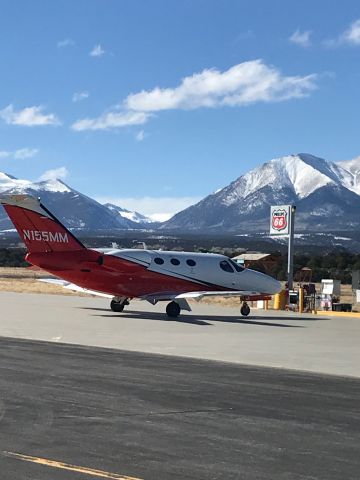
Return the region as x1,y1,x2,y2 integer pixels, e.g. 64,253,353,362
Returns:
104,203,154,225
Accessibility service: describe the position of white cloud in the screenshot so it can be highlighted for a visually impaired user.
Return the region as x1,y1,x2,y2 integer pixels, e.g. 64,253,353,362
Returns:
72,59,317,133
232,30,255,43
289,29,312,47
72,91,89,102
96,196,201,221
90,44,105,57
124,60,318,112
135,130,145,141
0,104,61,127
0,148,38,160
325,18,360,47
57,38,75,48
39,167,69,181
72,111,151,131
341,18,360,45
13,148,39,159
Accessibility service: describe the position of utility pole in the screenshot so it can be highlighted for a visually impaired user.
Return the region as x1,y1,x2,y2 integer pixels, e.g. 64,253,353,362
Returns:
287,206,296,291
270,204,296,291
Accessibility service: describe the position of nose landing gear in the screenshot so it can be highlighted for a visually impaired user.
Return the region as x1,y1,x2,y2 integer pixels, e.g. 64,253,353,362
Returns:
240,301,250,317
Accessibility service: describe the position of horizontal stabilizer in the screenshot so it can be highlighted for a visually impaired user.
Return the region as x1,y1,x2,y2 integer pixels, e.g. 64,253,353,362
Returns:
38,278,113,298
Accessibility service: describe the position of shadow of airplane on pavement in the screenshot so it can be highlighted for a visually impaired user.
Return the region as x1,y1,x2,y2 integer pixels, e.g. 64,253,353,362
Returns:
78,307,311,328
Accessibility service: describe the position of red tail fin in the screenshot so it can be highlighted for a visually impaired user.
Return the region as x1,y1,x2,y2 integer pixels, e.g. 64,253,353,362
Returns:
0,195,85,253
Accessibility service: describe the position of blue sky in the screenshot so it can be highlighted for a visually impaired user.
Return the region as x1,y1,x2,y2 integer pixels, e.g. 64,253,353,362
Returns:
0,0,360,219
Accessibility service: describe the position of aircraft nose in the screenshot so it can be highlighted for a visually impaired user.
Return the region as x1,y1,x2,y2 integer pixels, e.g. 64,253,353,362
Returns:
266,277,282,295
246,269,282,295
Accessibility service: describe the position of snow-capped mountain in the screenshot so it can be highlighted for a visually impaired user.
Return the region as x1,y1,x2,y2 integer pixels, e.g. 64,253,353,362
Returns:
0,174,142,232
104,203,154,224
0,172,32,192
337,156,360,195
2,152,360,239
162,153,360,232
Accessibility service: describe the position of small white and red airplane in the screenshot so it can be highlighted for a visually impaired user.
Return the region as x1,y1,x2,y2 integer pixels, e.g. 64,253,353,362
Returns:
0,195,281,317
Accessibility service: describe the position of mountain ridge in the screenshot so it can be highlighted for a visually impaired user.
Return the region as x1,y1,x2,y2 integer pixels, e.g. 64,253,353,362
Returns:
161,153,360,232
0,175,154,231
104,203,154,224
1,152,360,237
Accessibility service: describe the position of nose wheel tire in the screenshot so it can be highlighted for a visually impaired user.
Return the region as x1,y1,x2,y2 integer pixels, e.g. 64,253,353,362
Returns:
166,301,181,318
240,303,250,316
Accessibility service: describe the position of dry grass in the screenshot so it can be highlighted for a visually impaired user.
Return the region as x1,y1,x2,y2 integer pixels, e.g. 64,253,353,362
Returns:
0,267,84,296
0,267,47,279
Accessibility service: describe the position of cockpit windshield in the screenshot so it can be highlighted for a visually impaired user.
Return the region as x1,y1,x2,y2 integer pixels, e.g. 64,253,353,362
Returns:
229,259,245,272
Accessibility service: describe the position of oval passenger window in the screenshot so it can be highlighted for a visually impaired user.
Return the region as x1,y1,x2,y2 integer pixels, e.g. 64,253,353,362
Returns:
154,257,164,265
170,258,180,266
186,259,196,267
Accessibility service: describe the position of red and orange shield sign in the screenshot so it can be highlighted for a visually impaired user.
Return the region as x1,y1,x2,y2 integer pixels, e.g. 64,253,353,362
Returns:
271,208,287,231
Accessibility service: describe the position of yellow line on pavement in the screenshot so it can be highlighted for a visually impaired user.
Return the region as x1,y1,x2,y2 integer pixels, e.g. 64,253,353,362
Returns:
2,451,143,480
315,311,360,317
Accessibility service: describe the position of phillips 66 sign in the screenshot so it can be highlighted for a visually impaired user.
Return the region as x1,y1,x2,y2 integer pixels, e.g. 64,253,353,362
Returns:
270,205,291,235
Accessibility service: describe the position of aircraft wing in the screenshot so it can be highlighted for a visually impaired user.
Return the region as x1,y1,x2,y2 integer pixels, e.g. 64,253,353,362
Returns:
38,278,113,298
38,280,271,310
175,291,268,300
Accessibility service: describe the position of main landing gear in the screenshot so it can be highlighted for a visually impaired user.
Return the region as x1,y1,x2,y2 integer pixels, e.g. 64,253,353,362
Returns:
110,297,129,312
166,301,181,318
240,301,250,317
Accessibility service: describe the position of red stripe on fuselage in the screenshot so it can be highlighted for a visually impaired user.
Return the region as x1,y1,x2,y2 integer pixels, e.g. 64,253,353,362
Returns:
26,251,224,297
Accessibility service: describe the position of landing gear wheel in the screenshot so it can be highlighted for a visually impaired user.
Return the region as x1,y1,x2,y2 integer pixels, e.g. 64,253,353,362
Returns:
110,300,125,312
166,301,181,318
240,303,250,316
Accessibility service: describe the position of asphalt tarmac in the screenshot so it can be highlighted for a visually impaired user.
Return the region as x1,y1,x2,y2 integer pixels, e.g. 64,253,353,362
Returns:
0,292,360,377
0,337,359,480
1,292,360,479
